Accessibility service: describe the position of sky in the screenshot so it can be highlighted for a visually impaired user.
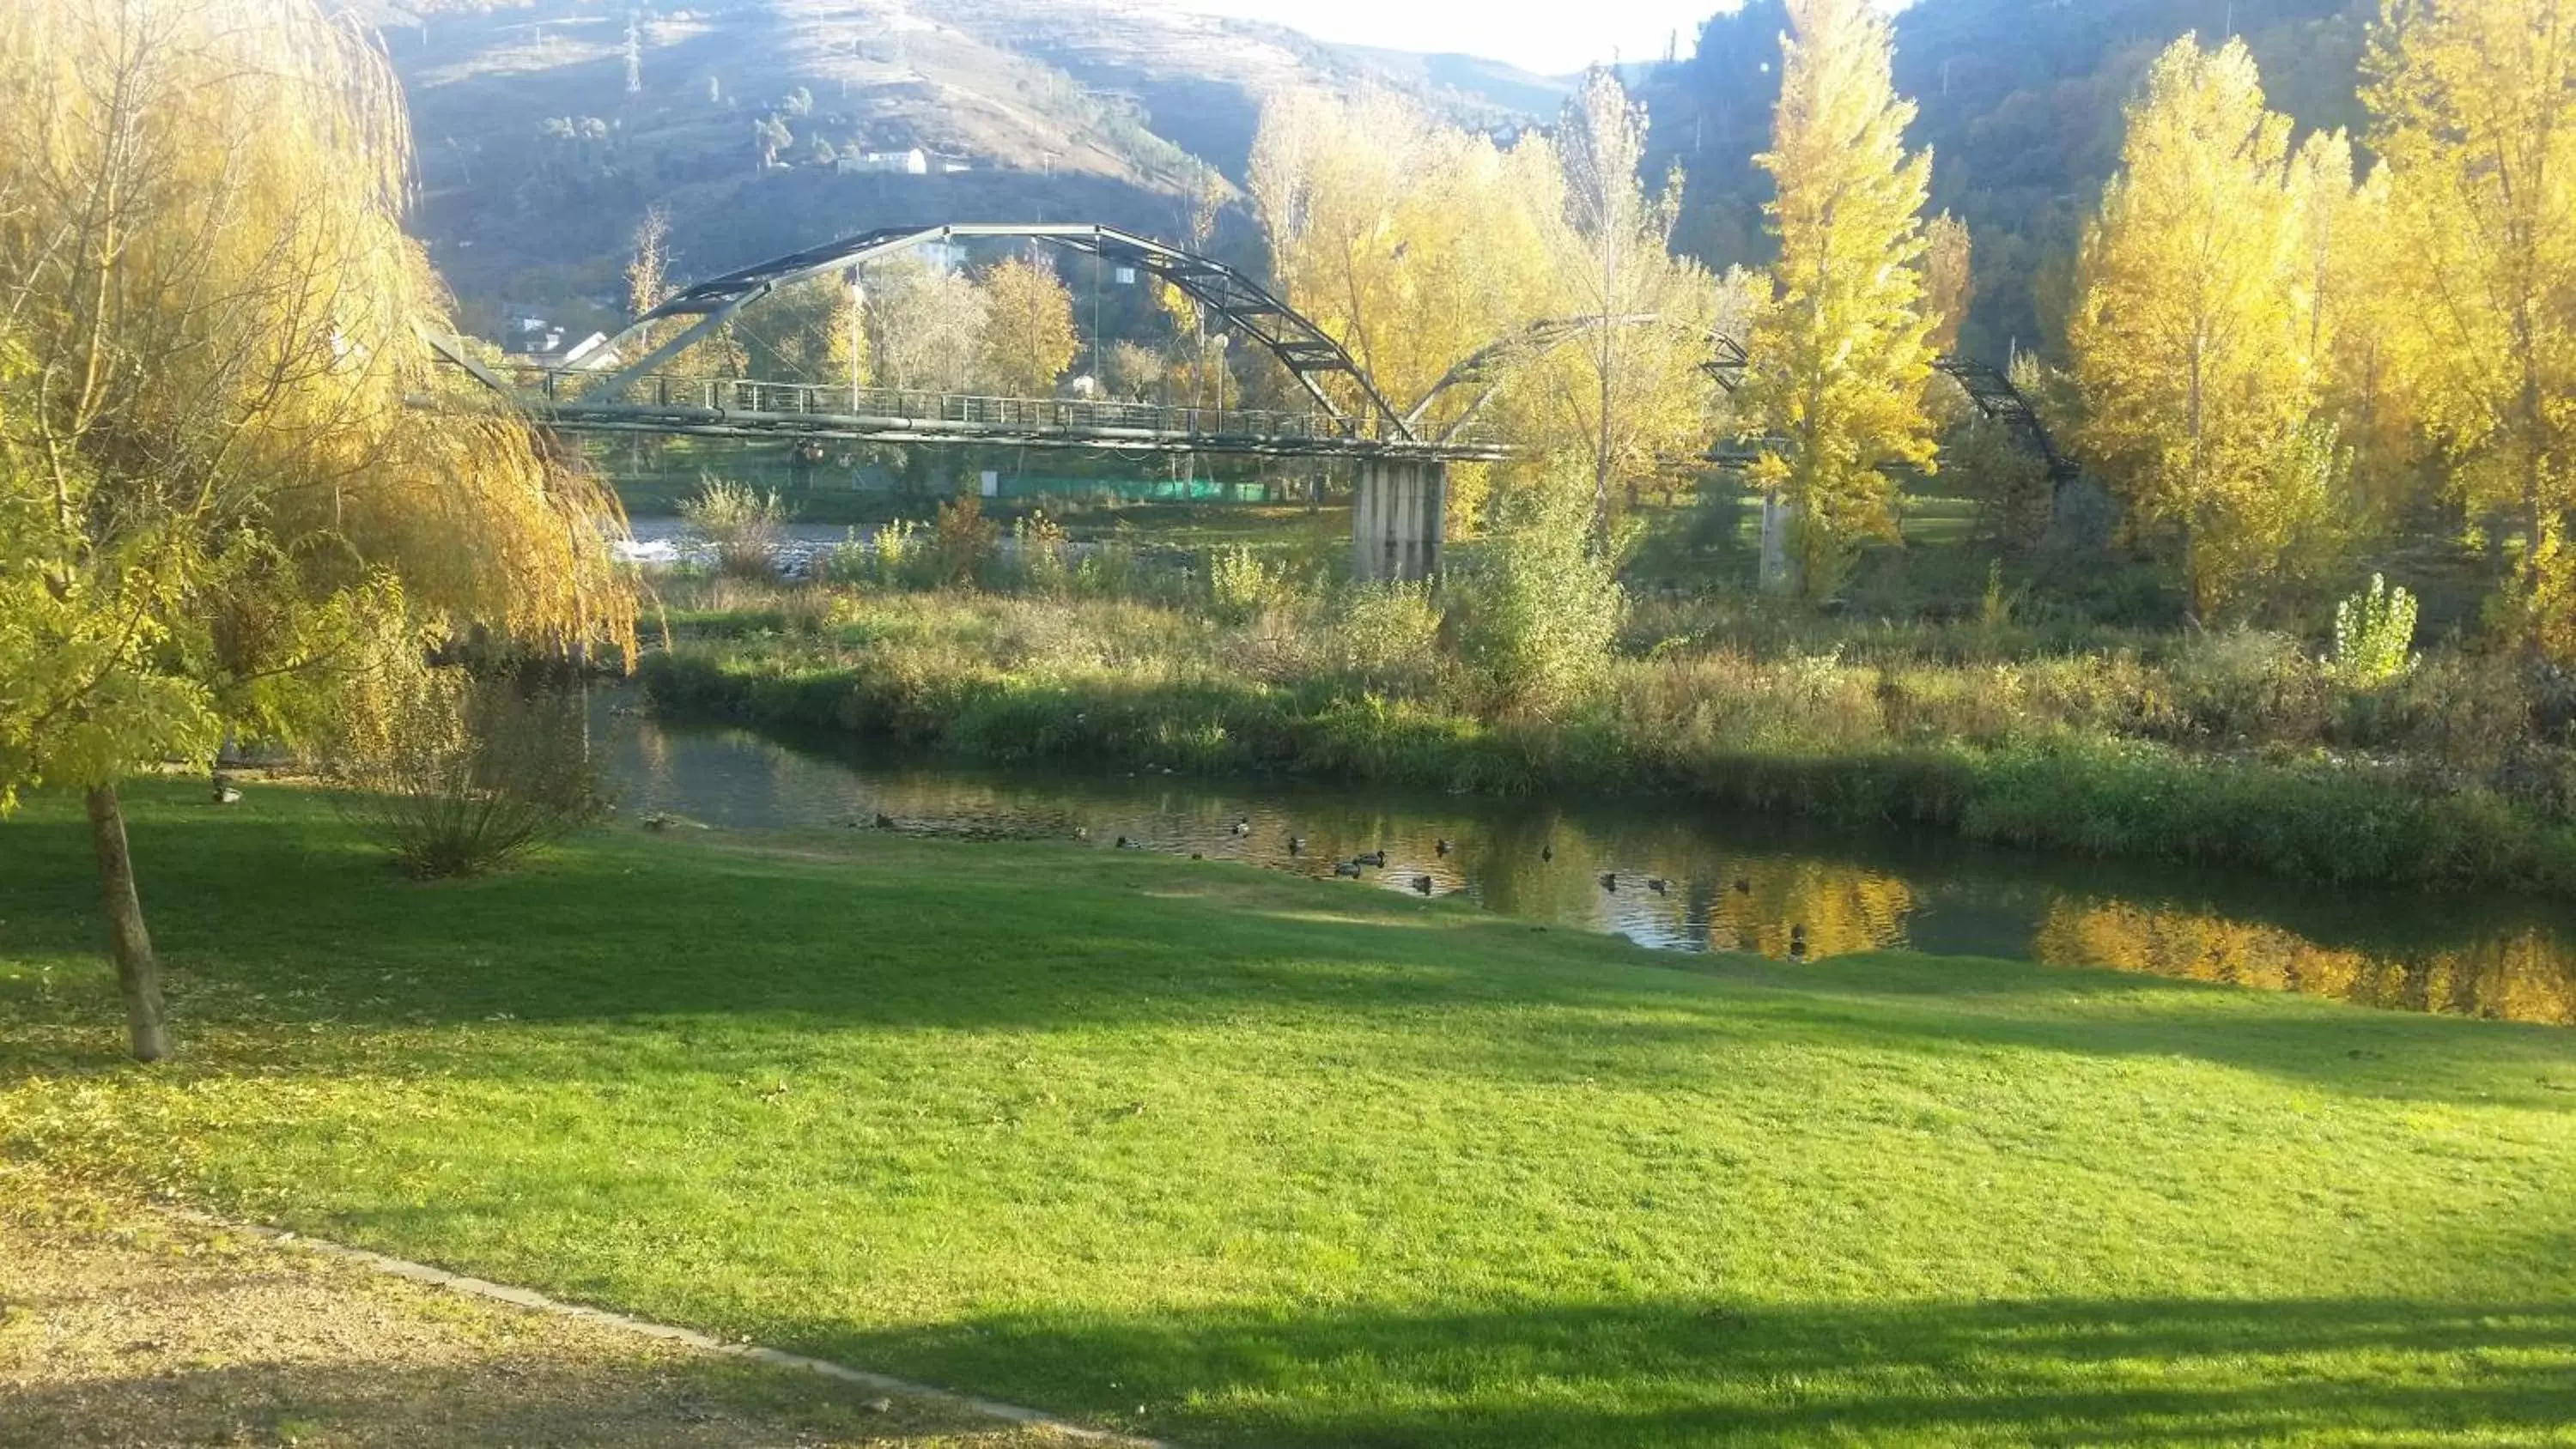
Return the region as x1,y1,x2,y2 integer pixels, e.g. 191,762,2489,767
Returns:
1174,0,1724,76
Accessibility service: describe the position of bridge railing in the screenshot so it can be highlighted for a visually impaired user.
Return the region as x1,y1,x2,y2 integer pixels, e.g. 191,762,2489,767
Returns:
511,367,1440,446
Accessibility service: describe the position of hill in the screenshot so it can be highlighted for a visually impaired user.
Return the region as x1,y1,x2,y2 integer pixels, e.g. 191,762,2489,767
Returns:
366,0,1570,336
1640,0,2376,361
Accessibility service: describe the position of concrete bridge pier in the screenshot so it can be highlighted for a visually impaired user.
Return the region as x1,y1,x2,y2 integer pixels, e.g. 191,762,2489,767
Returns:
1351,460,1446,584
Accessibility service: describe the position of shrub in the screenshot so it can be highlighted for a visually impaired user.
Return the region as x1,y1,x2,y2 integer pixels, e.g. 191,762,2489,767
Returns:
1075,537,1139,599
1461,483,1625,716
1016,510,1072,596
1207,543,1285,625
1324,580,1444,695
928,491,995,588
2168,628,2327,745
327,669,606,878
825,526,873,585
871,518,923,588
680,476,784,579
2330,573,2418,688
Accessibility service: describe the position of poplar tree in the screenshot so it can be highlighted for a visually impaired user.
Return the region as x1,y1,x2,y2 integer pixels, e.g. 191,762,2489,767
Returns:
2069,37,2335,621
0,0,635,1060
1542,68,1728,536
1741,0,1940,600
2366,0,2576,658
1924,213,1975,355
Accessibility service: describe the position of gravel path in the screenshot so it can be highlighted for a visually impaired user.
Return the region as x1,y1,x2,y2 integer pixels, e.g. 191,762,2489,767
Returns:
0,1171,1091,1448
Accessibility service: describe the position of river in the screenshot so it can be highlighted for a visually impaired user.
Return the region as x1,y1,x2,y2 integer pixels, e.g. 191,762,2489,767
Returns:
595,706,2576,1027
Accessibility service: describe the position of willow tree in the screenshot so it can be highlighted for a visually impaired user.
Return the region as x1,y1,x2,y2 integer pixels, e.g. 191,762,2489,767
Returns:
2366,0,2576,657
0,0,635,1062
977,256,1078,397
1741,0,1940,600
2069,38,2336,620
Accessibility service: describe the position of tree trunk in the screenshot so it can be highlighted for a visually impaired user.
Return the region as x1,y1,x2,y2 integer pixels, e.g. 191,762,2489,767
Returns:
84,784,168,1063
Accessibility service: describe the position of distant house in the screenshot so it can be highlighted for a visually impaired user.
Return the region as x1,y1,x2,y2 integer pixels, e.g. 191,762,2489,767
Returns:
512,330,620,372
837,147,927,176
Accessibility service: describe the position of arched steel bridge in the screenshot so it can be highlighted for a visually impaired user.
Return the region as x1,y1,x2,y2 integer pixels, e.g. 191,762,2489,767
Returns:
425,220,2072,480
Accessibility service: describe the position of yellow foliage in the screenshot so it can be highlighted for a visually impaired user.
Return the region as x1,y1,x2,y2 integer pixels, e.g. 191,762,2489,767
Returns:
2069,37,2342,620
1741,0,1941,600
977,256,1078,397
0,0,635,794
1249,77,1725,536
2366,0,2576,657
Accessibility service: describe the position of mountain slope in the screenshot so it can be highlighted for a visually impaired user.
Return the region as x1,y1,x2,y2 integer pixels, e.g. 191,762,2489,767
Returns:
369,0,1568,336
1641,0,2375,359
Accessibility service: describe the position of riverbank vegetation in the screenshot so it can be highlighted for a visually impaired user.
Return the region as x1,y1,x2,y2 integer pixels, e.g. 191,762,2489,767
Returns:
642,567,2576,893
5,783,2573,1446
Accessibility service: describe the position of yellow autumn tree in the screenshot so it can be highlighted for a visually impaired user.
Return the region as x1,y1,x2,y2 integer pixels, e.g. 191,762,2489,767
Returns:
2288,136,2426,523
1520,68,1730,537
2366,0,2576,658
1249,88,1559,441
0,0,636,1060
2069,37,2341,620
1924,212,1975,354
976,255,1078,397
1741,0,1941,600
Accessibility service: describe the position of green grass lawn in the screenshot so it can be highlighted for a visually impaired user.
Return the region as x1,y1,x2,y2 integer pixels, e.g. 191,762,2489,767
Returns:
4,783,2574,1446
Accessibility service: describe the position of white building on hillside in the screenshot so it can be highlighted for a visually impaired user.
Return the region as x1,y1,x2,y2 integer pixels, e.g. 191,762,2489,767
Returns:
839,147,927,176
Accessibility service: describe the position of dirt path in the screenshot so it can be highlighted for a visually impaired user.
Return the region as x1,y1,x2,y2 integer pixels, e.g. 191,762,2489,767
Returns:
0,1172,1088,1448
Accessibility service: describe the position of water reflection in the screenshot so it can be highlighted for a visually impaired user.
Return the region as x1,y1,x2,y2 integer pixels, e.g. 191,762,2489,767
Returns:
598,709,2576,1027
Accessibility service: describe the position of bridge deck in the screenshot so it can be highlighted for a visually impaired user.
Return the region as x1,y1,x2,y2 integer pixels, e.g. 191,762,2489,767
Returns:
511,369,1506,461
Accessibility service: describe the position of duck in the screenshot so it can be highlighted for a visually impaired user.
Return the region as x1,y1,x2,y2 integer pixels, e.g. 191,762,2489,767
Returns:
1190,852,1205,861
1355,850,1387,868
1789,924,1809,959
1115,834,1135,850
1072,826,1091,841
1287,836,1306,856
1734,877,1751,894
1231,815,1252,835
1333,860,1364,878
211,773,241,805
1599,872,1618,892
873,812,895,830
1435,838,1453,856
1647,878,1669,894
1413,875,1434,894
1540,843,1554,862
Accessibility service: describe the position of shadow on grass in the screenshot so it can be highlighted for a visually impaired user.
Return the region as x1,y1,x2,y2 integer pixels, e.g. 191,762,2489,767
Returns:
3,791,2573,1112
796,1293,2576,1446
0,1357,1041,1448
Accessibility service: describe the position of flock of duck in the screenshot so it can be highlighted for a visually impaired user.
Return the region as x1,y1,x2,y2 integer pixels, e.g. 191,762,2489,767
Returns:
868,809,1814,958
